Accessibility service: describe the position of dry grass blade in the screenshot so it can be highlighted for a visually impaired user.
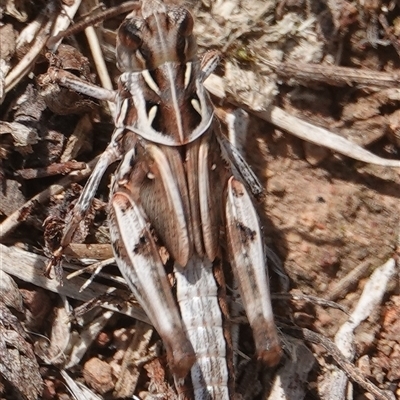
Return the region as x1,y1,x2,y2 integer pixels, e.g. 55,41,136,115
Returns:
61,370,102,400
0,244,149,323
78,0,115,116
204,75,400,168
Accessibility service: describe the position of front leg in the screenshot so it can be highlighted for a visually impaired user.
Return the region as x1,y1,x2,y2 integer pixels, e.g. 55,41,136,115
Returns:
225,176,282,366
41,67,117,103
48,135,121,270
109,189,196,379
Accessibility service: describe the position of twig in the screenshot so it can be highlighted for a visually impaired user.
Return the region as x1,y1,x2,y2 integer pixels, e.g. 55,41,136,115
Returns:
262,58,400,89
260,106,400,167
204,74,400,167
267,338,314,400
3,3,58,97
326,260,372,301
0,156,99,240
335,257,397,358
47,0,82,51
79,0,115,116
0,244,149,323
327,258,397,399
16,161,86,180
46,1,139,49
280,324,395,400
114,322,154,398
64,243,114,261
43,68,117,102
272,292,349,314
67,258,115,281
73,258,116,292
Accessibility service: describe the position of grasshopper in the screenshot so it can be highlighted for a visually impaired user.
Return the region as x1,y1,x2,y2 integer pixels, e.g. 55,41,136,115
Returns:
47,0,281,397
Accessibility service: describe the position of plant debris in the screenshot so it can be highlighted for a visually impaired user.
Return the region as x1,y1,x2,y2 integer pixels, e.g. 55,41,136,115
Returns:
0,0,399,399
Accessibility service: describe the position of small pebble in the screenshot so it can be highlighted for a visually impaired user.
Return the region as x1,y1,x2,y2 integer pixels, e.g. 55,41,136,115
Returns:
268,176,286,196
83,357,114,394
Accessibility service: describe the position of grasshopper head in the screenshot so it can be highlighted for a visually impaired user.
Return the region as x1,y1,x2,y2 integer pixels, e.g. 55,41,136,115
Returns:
117,2,197,72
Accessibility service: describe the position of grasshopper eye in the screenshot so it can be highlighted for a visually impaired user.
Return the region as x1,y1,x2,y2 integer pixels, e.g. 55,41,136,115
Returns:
168,8,194,37
178,10,194,37
118,18,143,51
168,8,196,62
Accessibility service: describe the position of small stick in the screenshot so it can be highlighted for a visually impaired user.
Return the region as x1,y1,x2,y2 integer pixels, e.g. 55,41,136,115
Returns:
0,244,149,323
280,324,395,400
204,74,400,167
42,67,117,102
264,106,400,167
64,243,114,261
46,1,139,49
16,161,87,180
4,3,58,96
79,0,116,116
330,258,397,399
64,310,114,369
326,260,371,301
69,258,116,292
262,58,400,89
65,257,126,289
47,0,82,51
0,156,99,240
114,322,154,398
272,292,349,314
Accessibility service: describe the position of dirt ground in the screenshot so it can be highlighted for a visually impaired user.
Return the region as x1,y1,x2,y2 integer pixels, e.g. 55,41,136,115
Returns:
0,0,399,399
